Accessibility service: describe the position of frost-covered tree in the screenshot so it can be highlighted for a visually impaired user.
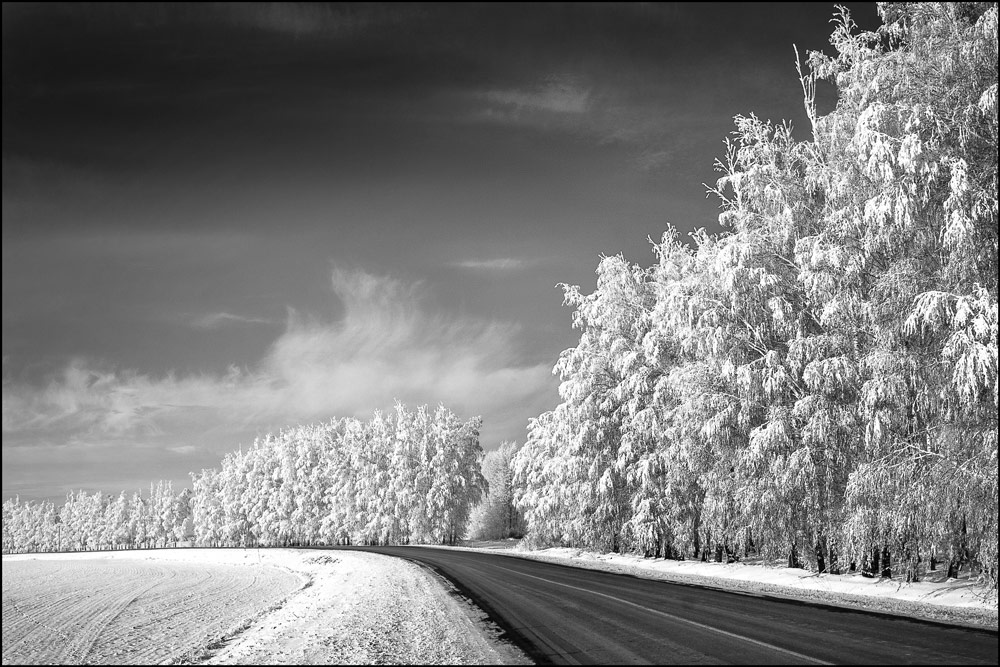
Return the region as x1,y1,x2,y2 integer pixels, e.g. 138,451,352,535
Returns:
191,467,224,547
106,491,132,549
513,1,997,587
181,402,486,549
2,484,192,554
2,497,59,553
468,441,526,540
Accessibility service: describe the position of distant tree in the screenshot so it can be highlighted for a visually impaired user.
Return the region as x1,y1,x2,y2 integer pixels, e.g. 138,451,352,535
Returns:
107,491,132,549
468,441,526,540
190,467,224,547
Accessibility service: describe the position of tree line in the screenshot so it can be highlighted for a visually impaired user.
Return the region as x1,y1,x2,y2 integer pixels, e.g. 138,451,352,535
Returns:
512,2,997,587
189,404,485,547
2,403,486,553
1,482,190,554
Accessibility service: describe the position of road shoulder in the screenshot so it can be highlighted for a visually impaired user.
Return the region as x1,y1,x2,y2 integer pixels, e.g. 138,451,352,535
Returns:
420,542,999,631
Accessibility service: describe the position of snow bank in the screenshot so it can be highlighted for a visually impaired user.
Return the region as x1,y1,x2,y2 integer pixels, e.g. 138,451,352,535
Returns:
199,549,528,665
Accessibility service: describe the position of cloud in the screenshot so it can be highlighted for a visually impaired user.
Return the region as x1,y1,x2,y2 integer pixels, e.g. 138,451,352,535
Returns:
634,148,676,172
482,78,592,115
2,266,559,497
189,311,278,330
464,75,705,175
453,258,528,271
470,75,595,130
221,3,417,38
262,267,554,426
1,3,413,40
1,361,267,440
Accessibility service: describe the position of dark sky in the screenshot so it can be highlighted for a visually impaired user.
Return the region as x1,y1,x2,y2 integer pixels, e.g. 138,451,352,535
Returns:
2,2,881,501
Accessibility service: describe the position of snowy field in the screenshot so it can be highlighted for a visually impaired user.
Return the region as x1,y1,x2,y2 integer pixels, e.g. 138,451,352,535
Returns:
2,548,528,665
447,540,999,630
1,550,302,664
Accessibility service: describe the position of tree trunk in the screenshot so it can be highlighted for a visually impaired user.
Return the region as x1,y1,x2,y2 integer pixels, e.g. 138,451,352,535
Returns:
788,543,800,569
906,550,920,583
862,547,879,578
880,547,891,578
693,514,703,561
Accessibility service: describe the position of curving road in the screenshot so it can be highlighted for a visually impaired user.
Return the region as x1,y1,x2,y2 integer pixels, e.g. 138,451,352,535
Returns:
325,545,997,665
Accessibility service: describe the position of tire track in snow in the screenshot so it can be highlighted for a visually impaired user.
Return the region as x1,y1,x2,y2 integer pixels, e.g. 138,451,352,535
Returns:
59,563,172,664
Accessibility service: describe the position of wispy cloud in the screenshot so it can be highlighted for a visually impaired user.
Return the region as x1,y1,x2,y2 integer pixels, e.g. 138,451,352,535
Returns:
1,361,265,439
453,258,528,271
2,266,558,496
262,267,553,424
481,77,592,115
463,75,704,175
221,2,420,38
1,3,415,40
188,311,278,330
634,148,677,172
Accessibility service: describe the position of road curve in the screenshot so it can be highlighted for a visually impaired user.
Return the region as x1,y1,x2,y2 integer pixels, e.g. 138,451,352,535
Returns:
322,545,997,665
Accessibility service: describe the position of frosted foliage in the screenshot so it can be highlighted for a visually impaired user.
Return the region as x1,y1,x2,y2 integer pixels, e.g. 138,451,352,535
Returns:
467,441,527,540
2,482,193,553
3,402,486,552
513,2,997,587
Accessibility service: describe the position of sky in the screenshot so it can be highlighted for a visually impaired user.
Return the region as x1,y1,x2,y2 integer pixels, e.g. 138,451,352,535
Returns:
2,2,881,502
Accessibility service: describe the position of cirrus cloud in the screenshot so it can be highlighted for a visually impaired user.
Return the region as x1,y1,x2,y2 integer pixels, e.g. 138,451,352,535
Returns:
188,311,279,330
453,257,529,271
482,78,592,115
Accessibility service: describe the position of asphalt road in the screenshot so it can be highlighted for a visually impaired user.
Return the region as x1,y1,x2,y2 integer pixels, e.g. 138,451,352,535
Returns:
327,545,997,665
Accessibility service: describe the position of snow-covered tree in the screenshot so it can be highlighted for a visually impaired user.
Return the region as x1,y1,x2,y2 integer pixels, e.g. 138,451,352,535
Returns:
468,441,526,540
513,2,997,587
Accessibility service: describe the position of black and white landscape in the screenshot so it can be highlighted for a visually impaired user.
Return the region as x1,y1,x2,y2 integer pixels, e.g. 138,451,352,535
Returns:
3,2,997,664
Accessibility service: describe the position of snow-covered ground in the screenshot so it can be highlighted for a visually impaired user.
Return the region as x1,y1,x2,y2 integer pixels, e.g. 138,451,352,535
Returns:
5,543,994,665
199,549,528,665
2,548,529,665
441,540,999,630
2,549,302,665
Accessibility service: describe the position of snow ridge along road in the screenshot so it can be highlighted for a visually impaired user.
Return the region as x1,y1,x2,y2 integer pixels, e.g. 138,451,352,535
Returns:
340,545,999,665
201,550,528,664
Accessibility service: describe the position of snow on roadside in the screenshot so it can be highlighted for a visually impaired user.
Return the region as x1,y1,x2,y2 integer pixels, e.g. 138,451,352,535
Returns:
199,549,530,665
434,540,999,630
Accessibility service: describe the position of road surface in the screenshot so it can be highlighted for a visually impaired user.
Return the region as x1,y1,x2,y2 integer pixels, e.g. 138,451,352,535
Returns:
327,546,997,665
